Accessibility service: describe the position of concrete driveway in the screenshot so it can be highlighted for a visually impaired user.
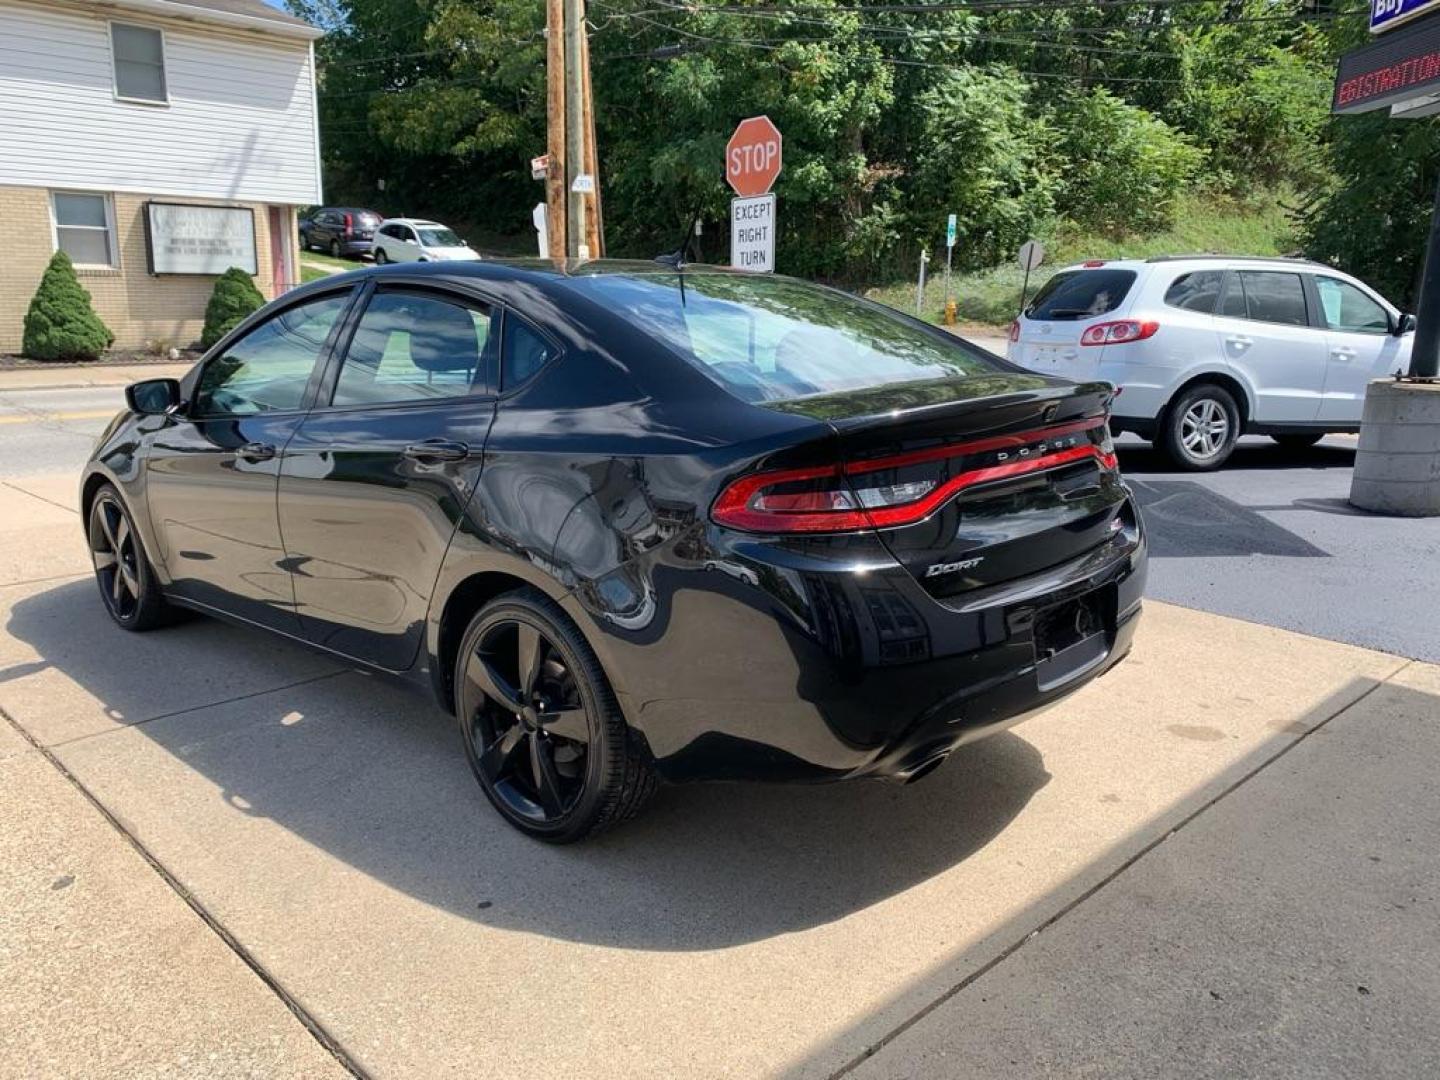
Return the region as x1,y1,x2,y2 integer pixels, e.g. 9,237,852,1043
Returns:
2,371,1438,1078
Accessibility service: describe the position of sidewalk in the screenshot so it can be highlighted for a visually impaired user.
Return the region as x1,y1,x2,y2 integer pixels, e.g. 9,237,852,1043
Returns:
0,363,192,392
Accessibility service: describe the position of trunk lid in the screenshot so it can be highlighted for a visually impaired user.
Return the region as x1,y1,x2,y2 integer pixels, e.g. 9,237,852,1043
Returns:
766,375,1128,597
1009,265,1140,383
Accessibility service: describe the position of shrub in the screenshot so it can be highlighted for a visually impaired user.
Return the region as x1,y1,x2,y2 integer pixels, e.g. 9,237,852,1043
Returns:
1051,89,1206,235
201,268,265,349
21,251,113,362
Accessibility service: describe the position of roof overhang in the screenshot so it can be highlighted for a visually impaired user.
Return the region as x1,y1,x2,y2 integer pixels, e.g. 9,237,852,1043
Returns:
85,0,323,41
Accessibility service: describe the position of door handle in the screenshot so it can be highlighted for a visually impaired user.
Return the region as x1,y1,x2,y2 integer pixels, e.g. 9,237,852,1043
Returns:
1331,347,1357,361
237,441,276,462
1226,335,1253,350
403,439,470,463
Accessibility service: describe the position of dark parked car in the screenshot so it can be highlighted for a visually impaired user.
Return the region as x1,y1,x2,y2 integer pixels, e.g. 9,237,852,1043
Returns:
301,207,382,258
82,261,1146,842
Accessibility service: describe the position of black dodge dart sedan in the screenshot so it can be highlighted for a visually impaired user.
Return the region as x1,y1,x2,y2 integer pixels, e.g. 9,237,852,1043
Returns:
82,260,1146,841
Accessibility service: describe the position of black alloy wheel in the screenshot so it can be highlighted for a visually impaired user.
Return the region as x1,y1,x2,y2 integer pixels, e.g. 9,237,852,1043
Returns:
456,591,656,841
374,247,388,265
330,238,342,259
88,486,170,630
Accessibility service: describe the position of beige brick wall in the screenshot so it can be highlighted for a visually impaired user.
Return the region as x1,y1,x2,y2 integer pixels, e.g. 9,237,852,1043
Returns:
0,185,301,354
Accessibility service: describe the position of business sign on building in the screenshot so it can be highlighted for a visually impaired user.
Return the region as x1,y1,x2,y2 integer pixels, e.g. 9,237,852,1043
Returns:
145,202,257,275
1372,0,1440,34
1334,11,1440,113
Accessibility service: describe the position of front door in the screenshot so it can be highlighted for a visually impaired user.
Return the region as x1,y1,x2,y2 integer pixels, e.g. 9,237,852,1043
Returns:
1213,269,1327,424
1312,274,1408,423
277,284,498,669
143,289,353,631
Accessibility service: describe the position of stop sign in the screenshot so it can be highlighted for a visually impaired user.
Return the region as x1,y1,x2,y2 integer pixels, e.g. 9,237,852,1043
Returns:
726,115,782,198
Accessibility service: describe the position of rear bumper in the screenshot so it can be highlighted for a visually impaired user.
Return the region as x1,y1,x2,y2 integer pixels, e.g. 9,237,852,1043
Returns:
607,504,1147,784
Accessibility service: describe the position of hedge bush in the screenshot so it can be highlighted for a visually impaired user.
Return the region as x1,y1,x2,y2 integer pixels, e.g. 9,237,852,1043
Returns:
201,268,265,349
21,251,113,362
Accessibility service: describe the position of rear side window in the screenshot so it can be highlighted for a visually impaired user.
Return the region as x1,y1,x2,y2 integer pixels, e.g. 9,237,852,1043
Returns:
331,291,493,406
1164,271,1225,313
502,317,557,389
1025,269,1136,321
1226,271,1309,327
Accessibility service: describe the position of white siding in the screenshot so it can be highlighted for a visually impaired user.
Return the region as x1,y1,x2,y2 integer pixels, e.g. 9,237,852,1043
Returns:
0,1,321,204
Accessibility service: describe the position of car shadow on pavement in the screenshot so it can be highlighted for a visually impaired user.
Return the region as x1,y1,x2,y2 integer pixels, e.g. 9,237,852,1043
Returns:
6,579,1052,950
1115,439,1356,475
1127,480,1329,559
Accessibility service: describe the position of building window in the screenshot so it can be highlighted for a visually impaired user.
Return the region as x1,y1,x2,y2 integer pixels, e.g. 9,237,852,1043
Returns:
52,193,117,268
111,23,167,104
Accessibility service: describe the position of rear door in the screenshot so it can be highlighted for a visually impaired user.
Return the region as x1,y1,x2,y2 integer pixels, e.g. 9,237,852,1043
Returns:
144,288,354,630
1213,270,1326,423
1311,274,1407,423
1009,267,1138,382
277,282,500,669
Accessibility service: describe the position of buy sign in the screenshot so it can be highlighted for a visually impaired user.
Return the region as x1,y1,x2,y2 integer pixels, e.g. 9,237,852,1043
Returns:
725,116,782,198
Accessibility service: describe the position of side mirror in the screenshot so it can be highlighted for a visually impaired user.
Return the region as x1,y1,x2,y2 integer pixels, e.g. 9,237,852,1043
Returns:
125,377,181,416
1396,313,1417,336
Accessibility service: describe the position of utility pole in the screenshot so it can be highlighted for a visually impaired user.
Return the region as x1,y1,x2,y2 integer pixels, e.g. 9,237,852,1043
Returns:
580,15,603,257
564,0,586,258
544,0,566,261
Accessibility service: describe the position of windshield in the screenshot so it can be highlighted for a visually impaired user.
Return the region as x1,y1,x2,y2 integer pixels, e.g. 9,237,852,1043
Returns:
564,273,1001,403
1025,269,1137,321
417,227,463,248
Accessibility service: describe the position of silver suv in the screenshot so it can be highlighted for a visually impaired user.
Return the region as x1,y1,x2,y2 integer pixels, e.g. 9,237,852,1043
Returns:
1007,256,1414,469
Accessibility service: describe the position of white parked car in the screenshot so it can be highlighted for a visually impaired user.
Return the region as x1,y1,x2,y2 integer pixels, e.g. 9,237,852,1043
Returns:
372,218,481,264
1007,256,1414,469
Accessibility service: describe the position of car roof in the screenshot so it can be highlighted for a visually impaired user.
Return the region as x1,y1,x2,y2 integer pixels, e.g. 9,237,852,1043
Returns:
1053,254,1336,274
381,217,444,227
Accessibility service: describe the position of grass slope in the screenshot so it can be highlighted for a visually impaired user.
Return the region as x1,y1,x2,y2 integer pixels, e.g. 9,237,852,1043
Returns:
865,191,1297,329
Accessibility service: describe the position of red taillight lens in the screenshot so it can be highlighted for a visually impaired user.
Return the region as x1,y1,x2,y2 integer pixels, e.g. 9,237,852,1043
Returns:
344,212,353,231
1008,319,1021,343
1079,319,1159,347
712,418,1117,534
1082,259,1107,268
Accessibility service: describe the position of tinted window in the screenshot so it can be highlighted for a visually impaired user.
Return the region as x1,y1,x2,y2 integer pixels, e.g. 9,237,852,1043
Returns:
565,273,1001,404
1315,277,1390,334
1164,270,1224,314
1026,269,1136,321
332,291,493,407
195,293,348,416
1238,271,1308,326
502,317,557,389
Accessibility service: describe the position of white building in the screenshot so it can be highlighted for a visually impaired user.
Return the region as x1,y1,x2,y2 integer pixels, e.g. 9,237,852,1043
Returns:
0,0,323,353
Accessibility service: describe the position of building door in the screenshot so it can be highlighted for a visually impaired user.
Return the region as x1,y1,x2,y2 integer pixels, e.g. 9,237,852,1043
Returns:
268,205,296,297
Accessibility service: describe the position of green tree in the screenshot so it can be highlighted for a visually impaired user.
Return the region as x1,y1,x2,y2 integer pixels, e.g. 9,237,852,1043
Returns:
201,268,266,349
21,251,113,362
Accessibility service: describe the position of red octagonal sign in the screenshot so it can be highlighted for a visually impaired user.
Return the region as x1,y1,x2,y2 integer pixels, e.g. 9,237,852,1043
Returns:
726,115,782,198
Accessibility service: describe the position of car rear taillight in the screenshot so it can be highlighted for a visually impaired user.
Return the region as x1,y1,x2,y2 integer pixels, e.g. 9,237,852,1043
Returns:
712,418,1117,534
1079,319,1159,347
1082,259,1107,268
343,212,354,232
1008,319,1021,343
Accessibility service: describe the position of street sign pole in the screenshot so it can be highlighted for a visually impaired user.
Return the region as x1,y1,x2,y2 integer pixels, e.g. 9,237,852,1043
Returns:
916,248,929,317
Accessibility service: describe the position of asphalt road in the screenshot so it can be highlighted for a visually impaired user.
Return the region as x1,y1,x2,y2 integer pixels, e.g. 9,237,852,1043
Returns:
5,381,1435,661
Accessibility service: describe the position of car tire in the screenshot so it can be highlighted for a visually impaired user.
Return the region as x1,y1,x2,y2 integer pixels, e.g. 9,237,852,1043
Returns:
1161,383,1241,470
87,484,173,632
455,588,658,842
374,247,388,265
1271,433,1324,450
329,238,342,259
